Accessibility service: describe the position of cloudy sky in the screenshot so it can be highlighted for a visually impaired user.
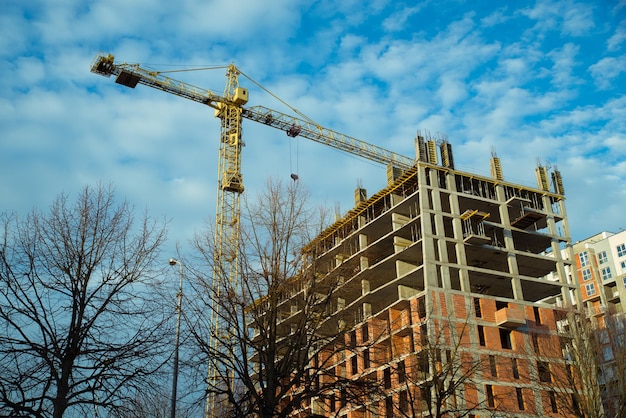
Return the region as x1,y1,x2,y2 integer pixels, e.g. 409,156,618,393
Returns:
2,0,625,258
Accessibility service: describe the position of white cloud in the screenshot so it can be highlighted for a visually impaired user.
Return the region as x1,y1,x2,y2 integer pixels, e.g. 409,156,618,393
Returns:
520,0,594,37
382,5,424,32
589,55,626,89
607,21,626,51
547,42,581,88
2,0,626,253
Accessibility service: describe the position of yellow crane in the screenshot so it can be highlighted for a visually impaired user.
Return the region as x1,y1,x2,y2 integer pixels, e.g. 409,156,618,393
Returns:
90,53,415,416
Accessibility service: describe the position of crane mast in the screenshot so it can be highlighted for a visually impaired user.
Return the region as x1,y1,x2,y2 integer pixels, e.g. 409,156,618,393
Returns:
89,53,415,417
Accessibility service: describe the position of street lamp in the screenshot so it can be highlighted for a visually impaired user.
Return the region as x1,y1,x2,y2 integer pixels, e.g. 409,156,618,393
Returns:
168,258,183,418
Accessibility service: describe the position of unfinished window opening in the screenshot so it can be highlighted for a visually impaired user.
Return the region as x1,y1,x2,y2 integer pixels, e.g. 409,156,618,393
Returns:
425,168,432,186
385,397,393,418
449,267,462,291
489,355,497,377
397,359,406,383
474,298,482,318
430,213,438,236
512,358,520,379
437,170,447,188
538,361,551,382
500,329,513,350
533,306,541,324
443,216,455,238
478,325,486,346
399,390,409,414
486,385,495,408
495,300,508,310
549,391,558,413
420,323,429,345
417,297,426,319
532,334,540,354
362,324,369,343
516,387,525,410
383,367,392,389
418,351,429,376
445,240,457,263
363,349,371,369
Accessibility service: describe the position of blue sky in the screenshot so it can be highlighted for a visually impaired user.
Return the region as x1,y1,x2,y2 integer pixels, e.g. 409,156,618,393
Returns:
1,0,625,259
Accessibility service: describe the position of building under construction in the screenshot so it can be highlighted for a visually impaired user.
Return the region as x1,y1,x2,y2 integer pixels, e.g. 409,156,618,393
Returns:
88,53,587,417
268,134,578,417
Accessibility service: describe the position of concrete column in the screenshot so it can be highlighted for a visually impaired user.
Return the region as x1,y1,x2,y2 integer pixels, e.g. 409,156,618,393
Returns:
495,184,524,300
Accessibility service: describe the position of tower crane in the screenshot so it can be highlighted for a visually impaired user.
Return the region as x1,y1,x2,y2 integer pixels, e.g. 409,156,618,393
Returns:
89,53,416,416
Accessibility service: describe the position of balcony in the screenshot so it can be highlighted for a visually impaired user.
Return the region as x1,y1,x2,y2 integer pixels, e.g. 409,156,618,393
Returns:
495,305,526,329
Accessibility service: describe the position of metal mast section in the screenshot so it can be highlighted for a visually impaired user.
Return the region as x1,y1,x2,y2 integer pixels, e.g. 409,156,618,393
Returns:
213,63,245,296
208,64,246,418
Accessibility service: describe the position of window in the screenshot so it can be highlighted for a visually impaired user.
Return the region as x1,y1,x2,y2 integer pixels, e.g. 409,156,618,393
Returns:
511,358,520,379
579,251,590,267
474,297,482,318
362,324,369,343
585,283,596,296
621,261,626,270
478,325,486,346
351,355,358,375
601,267,613,281
623,277,626,288
516,387,525,410
603,346,614,361
383,368,392,389
533,306,541,325
420,323,428,345
350,331,357,347
532,334,540,354
363,349,371,369
618,243,626,257
489,355,497,377
385,397,393,418
582,268,592,281
399,390,409,413
418,297,426,319
397,359,406,383
549,391,558,413
500,329,513,350
538,361,551,382
598,250,608,264
486,385,495,408
418,351,428,373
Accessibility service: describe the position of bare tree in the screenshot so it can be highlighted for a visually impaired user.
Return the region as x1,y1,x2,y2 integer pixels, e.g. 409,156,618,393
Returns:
188,179,383,418
598,311,626,418
0,184,170,417
391,304,497,418
534,308,626,418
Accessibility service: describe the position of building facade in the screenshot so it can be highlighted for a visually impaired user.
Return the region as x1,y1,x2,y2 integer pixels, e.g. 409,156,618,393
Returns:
566,230,626,416
570,230,626,316
262,136,580,417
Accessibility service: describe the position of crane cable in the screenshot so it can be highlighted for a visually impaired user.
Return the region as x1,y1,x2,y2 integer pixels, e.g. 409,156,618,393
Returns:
140,63,316,181
238,70,312,182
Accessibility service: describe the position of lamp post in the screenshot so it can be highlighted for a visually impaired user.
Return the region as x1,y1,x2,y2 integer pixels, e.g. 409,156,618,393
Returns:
168,258,183,418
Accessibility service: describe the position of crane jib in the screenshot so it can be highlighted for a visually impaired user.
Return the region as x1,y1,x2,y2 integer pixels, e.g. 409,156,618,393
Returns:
241,107,414,171
90,53,415,171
